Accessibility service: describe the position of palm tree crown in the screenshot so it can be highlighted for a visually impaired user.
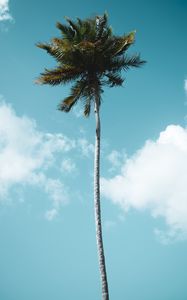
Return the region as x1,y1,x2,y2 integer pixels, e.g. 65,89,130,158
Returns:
36,13,145,115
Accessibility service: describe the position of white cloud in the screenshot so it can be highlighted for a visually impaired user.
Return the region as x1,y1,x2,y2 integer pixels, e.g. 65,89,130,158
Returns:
61,158,76,173
101,125,187,242
107,150,121,167
184,79,187,94
0,99,75,217
104,220,116,231
0,98,96,219
107,150,127,171
44,178,68,208
45,208,58,221
0,0,12,21
78,138,94,157
44,178,69,220
73,106,83,118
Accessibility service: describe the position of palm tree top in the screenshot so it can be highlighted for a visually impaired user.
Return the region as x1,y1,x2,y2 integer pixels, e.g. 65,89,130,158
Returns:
36,13,146,116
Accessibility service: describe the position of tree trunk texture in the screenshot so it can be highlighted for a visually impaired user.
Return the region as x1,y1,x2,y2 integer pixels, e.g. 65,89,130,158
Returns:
94,98,109,300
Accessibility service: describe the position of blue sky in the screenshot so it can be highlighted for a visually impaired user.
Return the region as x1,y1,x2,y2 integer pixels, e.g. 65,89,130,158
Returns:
0,0,187,299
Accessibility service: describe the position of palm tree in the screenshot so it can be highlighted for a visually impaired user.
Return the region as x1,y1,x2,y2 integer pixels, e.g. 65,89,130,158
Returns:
36,13,145,300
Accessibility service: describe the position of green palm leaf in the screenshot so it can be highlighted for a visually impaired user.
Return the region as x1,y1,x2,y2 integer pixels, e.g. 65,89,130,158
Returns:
36,66,82,85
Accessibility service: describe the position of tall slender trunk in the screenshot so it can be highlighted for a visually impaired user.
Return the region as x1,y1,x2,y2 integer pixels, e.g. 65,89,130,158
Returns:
94,97,109,300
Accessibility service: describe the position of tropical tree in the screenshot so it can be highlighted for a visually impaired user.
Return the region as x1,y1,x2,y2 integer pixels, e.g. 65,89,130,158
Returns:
36,13,145,300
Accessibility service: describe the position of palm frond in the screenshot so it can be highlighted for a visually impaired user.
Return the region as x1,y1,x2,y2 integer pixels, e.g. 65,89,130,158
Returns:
36,42,51,51
115,31,136,56
109,33,135,56
105,57,127,72
36,42,66,63
58,80,86,112
81,19,96,41
122,54,146,70
56,22,75,40
58,95,77,112
77,17,83,27
65,17,80,35
36,66,82,86
83,97,91,117
105,73,124,87
75,41,95,52
96,12,108,39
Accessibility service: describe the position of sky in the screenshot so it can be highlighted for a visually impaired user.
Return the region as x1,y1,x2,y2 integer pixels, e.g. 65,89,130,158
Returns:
0,0,187,299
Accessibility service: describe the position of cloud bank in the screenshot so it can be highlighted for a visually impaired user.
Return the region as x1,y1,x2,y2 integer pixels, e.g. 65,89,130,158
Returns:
0,98,95,219
0,0,12,21
185,79,187,94
0,99,75,218
101,125,187,242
